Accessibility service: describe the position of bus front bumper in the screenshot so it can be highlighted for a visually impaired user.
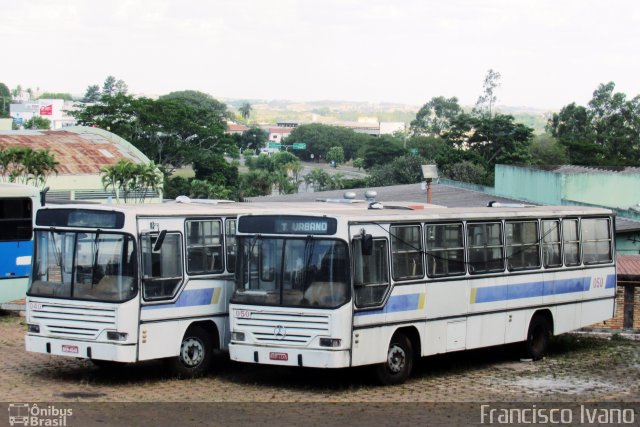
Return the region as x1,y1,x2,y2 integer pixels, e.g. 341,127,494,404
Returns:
229,343,350,368
25,335,137,363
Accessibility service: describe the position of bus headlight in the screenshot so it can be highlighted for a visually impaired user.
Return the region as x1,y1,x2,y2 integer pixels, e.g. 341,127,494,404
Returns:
319,338,341,348
231,332,245,342
106,331,128,341
27,324,40,333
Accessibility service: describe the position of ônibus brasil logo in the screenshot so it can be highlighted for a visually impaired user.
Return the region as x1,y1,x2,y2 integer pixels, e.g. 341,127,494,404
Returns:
8,403,73,426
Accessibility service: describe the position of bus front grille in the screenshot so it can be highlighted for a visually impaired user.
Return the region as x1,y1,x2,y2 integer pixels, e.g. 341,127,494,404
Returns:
237,311,330,346
30,303,116,340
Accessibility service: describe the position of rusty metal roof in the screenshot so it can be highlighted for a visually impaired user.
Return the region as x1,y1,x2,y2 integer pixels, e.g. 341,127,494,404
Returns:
0,127,151,175
618,255,640,277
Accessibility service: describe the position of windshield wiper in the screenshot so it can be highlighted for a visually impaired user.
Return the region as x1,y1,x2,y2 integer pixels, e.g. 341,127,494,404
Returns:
91,230,101,286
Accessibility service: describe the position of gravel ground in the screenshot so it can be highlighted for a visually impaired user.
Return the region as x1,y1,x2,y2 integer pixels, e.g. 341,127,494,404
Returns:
1,312,638,426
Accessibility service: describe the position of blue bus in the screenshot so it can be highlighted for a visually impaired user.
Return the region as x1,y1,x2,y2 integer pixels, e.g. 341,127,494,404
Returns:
0,183,40,303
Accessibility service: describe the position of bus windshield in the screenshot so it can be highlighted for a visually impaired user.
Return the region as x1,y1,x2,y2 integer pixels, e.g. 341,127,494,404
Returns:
232,237,349,308
29,230,137,302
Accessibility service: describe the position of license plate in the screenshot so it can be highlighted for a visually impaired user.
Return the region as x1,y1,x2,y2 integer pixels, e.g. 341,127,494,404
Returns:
62,345,79,354
269,352,288,361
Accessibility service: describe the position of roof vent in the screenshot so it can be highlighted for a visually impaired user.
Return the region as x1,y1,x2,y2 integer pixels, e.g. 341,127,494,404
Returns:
364,190,377,202
344,192,356,200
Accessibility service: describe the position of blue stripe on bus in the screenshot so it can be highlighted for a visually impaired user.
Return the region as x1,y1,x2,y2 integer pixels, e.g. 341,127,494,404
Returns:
475,277,590,303
142,288,214,310
356,274,615,316
355,294,421,316
606,274,616,289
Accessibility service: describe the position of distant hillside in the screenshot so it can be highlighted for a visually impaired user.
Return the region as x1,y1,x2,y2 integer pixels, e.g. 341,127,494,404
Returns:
224,98,554,134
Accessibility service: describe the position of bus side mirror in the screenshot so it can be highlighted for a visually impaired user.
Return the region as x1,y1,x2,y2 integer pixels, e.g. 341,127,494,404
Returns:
153,230,167,252
361,234,373,256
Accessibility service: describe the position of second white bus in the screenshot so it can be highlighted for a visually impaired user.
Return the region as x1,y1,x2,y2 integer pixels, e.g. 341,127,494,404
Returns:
228,205,616,384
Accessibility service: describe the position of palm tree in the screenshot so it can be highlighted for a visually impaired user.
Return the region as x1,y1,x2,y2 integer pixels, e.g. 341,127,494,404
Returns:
239,102,252,122
101,164,121,202
101,160,163,203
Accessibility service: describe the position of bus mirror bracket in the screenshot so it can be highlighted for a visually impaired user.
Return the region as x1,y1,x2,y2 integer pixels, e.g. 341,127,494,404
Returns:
153,230,167,252
361,233,373,256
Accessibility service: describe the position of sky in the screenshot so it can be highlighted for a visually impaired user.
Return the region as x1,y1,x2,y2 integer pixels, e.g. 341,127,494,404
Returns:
2,0,639,110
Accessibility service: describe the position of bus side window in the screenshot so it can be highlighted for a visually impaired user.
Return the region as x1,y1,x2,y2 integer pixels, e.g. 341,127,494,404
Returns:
186,220,223,275
142,232,183,300
581,217,612,264
353,238,390,308
506,221,540,270
390,224,424,281
542,220,562,268
425,223,465,277
467,222,504,274
563,219,581,266
225,219,237,273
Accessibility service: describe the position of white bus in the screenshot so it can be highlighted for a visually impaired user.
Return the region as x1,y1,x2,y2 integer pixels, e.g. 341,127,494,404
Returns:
24,200,281,377
0,183,40,304
228,205,616,384
24,199,366,377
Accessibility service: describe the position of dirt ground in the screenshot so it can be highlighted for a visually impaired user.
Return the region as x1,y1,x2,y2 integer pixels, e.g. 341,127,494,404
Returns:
1,313,638,426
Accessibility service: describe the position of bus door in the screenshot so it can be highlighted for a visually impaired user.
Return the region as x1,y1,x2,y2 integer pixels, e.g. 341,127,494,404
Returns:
350,223,393,366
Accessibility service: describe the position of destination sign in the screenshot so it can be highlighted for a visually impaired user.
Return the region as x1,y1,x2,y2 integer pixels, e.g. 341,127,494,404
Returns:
36,209,125,229
238,215,337,235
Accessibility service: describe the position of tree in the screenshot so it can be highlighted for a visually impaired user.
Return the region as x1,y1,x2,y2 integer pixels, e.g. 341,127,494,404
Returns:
100,159,162,203
0,82,10,117
410,96,463,137
286,123,367,162
38,92,73,101
83,85,101,103
72,91,234,170
239,170,275,198
588,82,638,164
115,79,128,95
547,82,640,166
529,134,568,165
546,102,600,164
304,168,333,192
406,135,465,176
193,152,239,192
361,136,405,169
23,116,51,130
102,76,117,96
160,90,230,119
447,161,489,185
352,158,364,170
239,102,252,121
367,154,426,186
466,114,533,166
0,146,59,188
474,69,501,119
326,146,345,166
239,127,268,151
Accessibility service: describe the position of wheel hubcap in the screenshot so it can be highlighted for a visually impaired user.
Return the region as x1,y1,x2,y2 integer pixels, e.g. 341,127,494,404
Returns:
387,344,406,373
180,337,204,367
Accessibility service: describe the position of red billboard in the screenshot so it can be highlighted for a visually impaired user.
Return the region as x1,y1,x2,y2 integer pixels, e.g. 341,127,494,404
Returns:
39,105,53,116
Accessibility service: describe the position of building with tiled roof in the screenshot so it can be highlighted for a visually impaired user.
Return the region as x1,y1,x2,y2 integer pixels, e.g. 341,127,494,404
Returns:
268,127,294,144
0,126,161,202
226,123,249,135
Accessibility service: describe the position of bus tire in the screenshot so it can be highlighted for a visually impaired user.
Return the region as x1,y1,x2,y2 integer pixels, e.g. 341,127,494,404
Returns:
169,325,214,378
375,333,413,385
523,315,551,360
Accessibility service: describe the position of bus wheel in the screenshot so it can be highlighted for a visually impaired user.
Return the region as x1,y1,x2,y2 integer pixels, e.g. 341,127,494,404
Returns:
375,333,414,385
523,315,551,360
169,326,213,378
